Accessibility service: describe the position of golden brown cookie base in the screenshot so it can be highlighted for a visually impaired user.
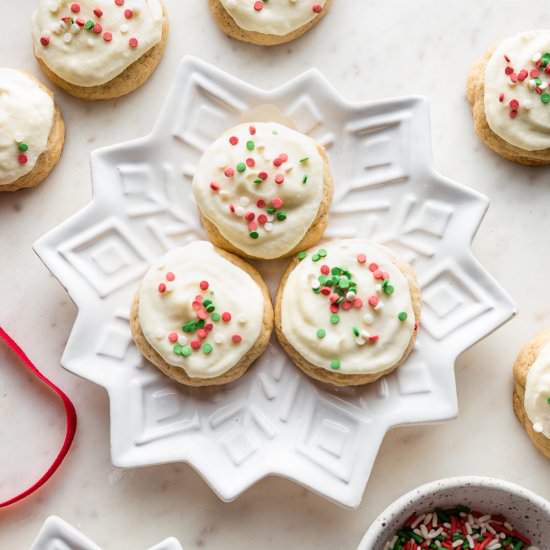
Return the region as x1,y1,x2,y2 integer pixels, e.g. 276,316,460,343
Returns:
208,0,331,46
512,328,550,459
274,246,422,387
0,77,65,193
130,246,274,387
467,48,550,166
34,8,169,101
199,144,333,261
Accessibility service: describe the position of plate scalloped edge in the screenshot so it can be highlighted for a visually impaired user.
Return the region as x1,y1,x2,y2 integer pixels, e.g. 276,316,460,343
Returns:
33,56,516,508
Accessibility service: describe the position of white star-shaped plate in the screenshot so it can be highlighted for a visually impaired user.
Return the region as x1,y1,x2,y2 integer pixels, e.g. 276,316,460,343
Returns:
34,56,516,508
31,516,182,550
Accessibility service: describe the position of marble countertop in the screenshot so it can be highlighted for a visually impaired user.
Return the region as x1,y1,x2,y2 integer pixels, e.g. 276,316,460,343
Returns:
1,1,549,548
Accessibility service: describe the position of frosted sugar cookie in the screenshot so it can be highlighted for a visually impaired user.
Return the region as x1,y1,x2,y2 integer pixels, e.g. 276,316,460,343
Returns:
208,0,331,46
192,122,332,261
130,241,273,387
468,30,550,165
0,68,64,192
275,240,422,386
32,0,168,100
513,328,550,459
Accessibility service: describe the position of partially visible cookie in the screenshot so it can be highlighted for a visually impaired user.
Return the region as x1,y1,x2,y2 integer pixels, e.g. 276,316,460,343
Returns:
468,30,550,165
208,0,331,46
192,122,333,261
130,241,273,387
513,328,550,459
32,0,168,101
274,239,422,387
0,68,64,193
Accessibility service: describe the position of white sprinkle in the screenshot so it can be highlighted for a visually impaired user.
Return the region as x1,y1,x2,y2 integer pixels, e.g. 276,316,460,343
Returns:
523,100,534,111
452,541,464,548
529,79,538,89
87,38,95,47
120,24,129,34
467,535,475,548
71,23,80,34
533,422,543,433
214,334,224,344
47,0,60,13
14,132,24,143
311,281,321,290
345,291,356,300
63,33,73,43
235,206,245,217
178,335,188,345
239,196,250,207
355,337,365,346
532,52,542,63
284,163,295,173
363,313,374,325
264,222,273,232
374,301,384,311
219,190,230,200
238,316,247,325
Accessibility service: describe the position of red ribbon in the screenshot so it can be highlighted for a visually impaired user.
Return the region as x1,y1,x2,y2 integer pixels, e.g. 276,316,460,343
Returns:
0,326,77,508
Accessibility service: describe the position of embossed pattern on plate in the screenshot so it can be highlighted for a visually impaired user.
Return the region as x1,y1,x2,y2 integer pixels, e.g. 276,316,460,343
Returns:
34,57,516,508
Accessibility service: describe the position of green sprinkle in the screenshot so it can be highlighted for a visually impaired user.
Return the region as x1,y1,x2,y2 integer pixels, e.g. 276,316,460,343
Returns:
316,328,326,339
276,211,287,221
318,249,327,258
338,278,350,289
266,207,276,214
312,254,321,262
173,344,183,355
542,93,550,105
18,143,28,152
211,312,221,322
197,319,205,328
249,231,259,239
302,175,308,184
254,179,263,184
206,304,215,313
202,342,213,354
536,78,542,86
297,251,307,261
398,311,408,322
237,162,246,173
299,157,309,163
330,359,341,370
384,284,395,295
203,299,212,307
331,267,341,275
181,346,192,357
352,326,360,337
85,19,94,29
330,314,340,325
547,396,550,405
182,320,198,333
246,140,255,151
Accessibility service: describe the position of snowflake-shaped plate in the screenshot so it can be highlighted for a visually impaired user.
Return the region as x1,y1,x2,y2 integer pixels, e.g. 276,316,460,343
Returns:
31,516,182,550
34,56,516,508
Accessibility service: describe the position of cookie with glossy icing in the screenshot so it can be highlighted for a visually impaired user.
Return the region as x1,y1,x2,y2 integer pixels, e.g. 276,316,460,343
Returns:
468,30,550,165
0,68,64,193
208,0,331,46
192,122,332,261
32,0,168,101
513,328,550,459
130,241,273,386
275,240,422,386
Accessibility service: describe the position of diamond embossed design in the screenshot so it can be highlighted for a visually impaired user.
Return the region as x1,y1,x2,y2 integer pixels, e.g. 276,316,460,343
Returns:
34,57,516,508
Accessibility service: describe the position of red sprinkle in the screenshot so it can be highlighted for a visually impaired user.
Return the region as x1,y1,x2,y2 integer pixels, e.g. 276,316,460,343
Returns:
245,211,255,222
70,3,81,13
248,221,258,231
510,110,519,119
229,136,239,146
353,298,363,309
124,9,133,18
200,280,209,290
256,198,266,208
191,340,201,350
232,334,242,344
272,197,284,208
197,329,207,340
93,23,103,34
249,126,256,135
279,153,288,162
246,158,255,167
273,157,283,167
103,32,113,42
18,154,28,165
93,7,103,17
312,3,323,13
222,312,232,323
115,0,125,5
205,323,213,332
509,99,520,110
158,283,166,293
498,93,505,103
166,272,175,282
368,295,379,307
40,36,50,47
168,332,178,343
517,69,528,81
320,265,330,275
258,171,268,181
330,304,339,313
210,181,220,191
224,167,235,178
258,214,268,225
253,1,263,11
357,253,367,264
504,66,514,76
274,174,285,185
373,270,385,280
342,301,352,311
368,335,379,343
129,37,139,48
530,69,540,78
76,17,85,26
368,262,379,272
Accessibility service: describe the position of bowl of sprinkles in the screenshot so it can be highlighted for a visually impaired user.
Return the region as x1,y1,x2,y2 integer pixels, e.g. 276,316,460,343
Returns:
357,477,550,550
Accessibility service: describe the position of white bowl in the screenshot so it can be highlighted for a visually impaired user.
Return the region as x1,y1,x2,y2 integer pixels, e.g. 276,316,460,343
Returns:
358,477,550,550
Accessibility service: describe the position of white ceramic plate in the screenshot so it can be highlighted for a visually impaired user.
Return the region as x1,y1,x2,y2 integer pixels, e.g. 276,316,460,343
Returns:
31,516,182,550
34,56,516,508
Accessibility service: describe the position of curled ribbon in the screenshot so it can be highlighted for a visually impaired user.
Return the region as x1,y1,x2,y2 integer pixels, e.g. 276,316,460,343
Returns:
0,326,77,508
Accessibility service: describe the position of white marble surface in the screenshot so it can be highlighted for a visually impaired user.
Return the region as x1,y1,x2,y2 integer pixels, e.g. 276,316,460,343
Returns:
0,1,549,549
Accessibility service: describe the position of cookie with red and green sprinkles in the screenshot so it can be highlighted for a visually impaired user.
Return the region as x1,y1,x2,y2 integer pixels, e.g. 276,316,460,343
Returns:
275,239,422,387
32,0,169,100
192,122,333,260
468,30,550,165
130,241,273,387
0,68,65,192
208,0,331,46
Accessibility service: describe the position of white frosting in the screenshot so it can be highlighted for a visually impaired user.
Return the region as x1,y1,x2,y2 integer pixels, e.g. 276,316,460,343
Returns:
219,0,327,36
0,69,54,187
525,340,550,439
281,240,417,375
138,242,265,379
192,122,326,259
32,0,163,87
485,30,550,151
